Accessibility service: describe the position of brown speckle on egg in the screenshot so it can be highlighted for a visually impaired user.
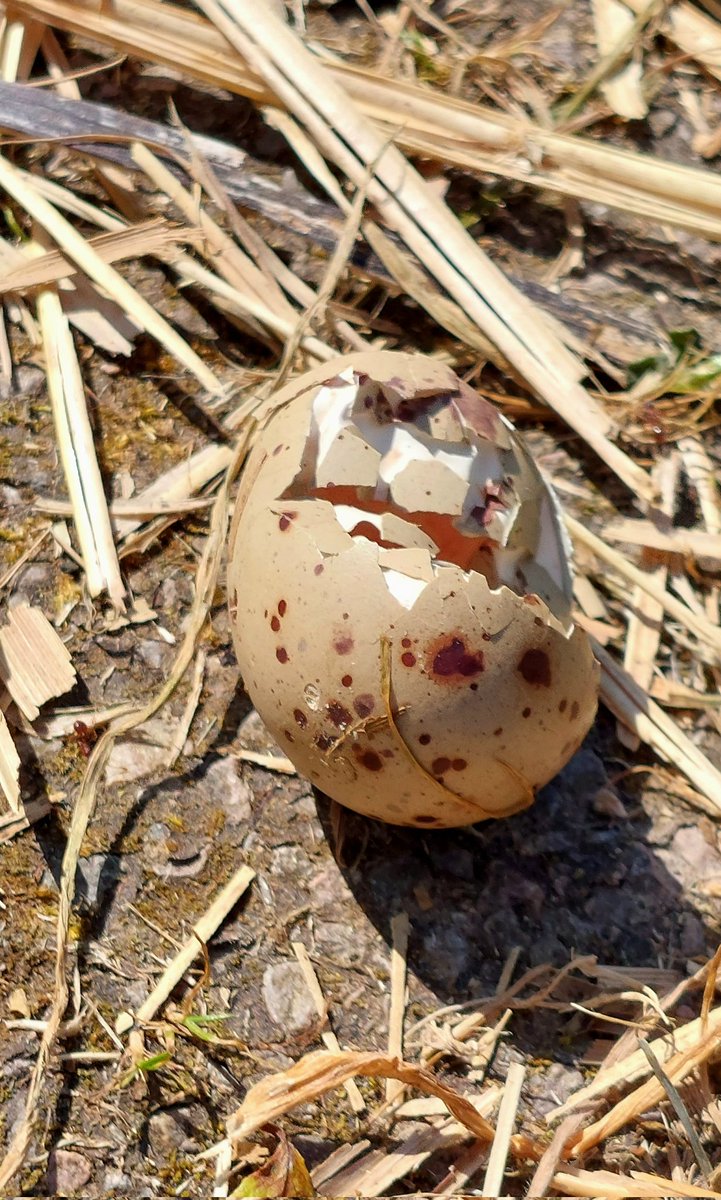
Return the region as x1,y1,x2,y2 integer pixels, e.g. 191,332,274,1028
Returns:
333,635,354,655
327,700,352,729
427,634,484,682
358,750,383,771
353,694,375,718
518,648,551,687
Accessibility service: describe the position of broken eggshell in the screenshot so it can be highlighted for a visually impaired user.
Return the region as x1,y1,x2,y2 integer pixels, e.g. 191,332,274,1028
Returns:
228,352,599,829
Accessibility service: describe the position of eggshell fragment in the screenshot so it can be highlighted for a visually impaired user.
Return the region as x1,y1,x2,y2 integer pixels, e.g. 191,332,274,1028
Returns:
228,352,599,829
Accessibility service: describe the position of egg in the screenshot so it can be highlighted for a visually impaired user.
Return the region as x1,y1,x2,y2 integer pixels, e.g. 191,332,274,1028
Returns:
227,351,599,829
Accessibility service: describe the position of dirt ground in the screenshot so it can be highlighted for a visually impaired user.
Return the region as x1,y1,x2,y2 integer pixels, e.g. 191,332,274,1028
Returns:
2,1,721,1196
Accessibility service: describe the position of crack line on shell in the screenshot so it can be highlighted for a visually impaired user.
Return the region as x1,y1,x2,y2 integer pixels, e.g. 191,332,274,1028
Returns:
380,636,496,820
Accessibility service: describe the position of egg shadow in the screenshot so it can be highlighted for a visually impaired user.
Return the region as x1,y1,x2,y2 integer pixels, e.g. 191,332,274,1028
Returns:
314,712,720,1053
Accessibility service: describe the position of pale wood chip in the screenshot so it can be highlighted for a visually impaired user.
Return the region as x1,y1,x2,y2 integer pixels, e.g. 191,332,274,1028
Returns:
0,604,76,721
0,710,21,812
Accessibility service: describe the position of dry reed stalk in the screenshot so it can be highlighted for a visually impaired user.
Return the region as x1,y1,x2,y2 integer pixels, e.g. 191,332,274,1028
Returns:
1,219,200,292
569,1022,721,1156
554,1167,721,1198
221,1050,512,1147
589,0,649,120
0,429,249,1192
192,0,651,501
596,641,721,813
291,940,365,1114
0,153,224,395
604,520,721,561
549,1003,721,1122
164,649,205,769
34,282,125,607
567,516,721,661
619,455,679,751
134,863,255,1025
13,0,721,242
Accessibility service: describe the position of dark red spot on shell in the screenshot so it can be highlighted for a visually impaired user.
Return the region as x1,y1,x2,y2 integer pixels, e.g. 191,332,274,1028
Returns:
327,700,352,729
284,730,294,742
401,651,416,667
293,708,307,728
452,758,467,771
482,632,491,641
419,733,431,746
428,635,484,681
524,594,541,606
570,701,580,721
534,617,543,627
382,749,394,759
314,563,324,575
415,814,439,824
559,698,568,714
276,647,289,664
341,674,353,687
270,615,280,632
353,694,375,718
518,648,551,687
278,599,287,617
359,750,383,771
278,511,297,531
493,727,503,736
470,682,479,691
401,637,412,648
522,706,531,718
432,756,451,774
315,733,334,751
333,635,354,655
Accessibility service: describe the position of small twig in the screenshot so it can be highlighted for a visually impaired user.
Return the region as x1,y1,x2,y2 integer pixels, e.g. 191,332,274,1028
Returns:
482,1061,526,1197
386,911,410,1104
134,864,255,1027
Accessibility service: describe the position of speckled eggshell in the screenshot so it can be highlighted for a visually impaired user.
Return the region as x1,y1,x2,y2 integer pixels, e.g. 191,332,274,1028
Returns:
228,352,599,829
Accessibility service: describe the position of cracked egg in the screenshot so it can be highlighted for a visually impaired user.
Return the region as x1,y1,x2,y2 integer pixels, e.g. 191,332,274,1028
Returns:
228,351,599,829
